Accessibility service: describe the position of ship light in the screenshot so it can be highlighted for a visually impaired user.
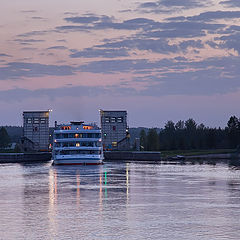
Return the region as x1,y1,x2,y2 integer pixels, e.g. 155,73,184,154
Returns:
83,126,93,130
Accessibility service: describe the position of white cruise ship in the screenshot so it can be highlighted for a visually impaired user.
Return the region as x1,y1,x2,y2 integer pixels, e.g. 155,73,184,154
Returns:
52,121,104,165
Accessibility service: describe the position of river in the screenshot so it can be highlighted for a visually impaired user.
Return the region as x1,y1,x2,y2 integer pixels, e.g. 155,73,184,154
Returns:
0,162,240,239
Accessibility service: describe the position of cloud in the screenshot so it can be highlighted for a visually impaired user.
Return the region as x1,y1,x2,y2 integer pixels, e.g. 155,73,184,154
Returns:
220,1,240,7
17,30,49,38
0,85,107,102
138,0,210,13
0,62,76,80
57,16,160,32
64,16,101,24
20,47,38,51
0,53,12,57
79,59,150,73
78,54,240,95
21,10,37,13
70,47,129,58
31,17,46,20
1,55,240,99
2,56,239,99
170,11,240,22
47,46,68,50
88,37,204,56
57,14,225,41
79,58,185,74
57,39,67,43
14,39,45,44
137,56,240,96
217,32,240,54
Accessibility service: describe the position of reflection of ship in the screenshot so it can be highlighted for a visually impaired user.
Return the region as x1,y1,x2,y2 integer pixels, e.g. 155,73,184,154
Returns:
53,121,104,165
49,165,106,206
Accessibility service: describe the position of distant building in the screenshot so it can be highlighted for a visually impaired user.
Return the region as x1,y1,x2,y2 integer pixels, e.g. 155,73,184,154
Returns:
100,110,130,150
23,111,50,151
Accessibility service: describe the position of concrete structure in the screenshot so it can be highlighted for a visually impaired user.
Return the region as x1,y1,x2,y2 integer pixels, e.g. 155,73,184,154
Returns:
23,111,50,151
20,137,35,152
100,110,129,150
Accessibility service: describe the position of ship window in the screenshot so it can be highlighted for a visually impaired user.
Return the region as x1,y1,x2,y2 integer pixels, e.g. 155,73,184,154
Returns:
74,134,79,138
93,133,100,138
117,117,123,123
76,143,80,147
63,143,68,147
112,142,117,147
69,133,74,138
55,134,61,139
87,133,92,138
111,117,116,123
69,142,75,147
63,134,68,138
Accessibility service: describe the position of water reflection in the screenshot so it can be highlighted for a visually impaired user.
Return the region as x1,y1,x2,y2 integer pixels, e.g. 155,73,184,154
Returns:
48,168,58,239
49,165,105,205
2,162,240,239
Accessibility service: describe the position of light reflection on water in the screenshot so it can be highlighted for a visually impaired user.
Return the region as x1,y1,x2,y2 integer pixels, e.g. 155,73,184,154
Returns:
0,162,240,239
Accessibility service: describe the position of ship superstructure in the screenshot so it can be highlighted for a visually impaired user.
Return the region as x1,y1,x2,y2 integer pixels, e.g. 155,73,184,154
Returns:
53,121,103,165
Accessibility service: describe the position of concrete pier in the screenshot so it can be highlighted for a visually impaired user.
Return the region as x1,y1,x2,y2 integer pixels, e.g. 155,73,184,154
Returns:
104,151,162,162
0,152,52,163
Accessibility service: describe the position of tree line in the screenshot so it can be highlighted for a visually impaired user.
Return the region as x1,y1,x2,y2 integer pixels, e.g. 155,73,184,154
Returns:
139,116,240,151
0,127,11,148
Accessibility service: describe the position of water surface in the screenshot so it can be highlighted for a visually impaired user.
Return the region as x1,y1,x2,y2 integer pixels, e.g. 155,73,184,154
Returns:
0,162,240,240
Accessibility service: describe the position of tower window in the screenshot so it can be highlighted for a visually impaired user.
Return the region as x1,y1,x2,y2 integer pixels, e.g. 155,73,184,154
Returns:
111,117,116,123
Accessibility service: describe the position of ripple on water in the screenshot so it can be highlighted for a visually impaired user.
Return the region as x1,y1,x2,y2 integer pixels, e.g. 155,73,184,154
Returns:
0,162,240,239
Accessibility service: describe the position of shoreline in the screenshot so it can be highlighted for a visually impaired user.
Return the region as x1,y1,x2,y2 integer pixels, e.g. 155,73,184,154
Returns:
0,151,239,165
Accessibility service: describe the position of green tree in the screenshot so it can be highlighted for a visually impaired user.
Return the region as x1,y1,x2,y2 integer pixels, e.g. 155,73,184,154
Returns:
140,129,147,151
164,120,175,132
0,127,11,148
175,120,185,130
147,128,159,151
175,120,185,150
185,118,197,149
206,128,217,149
163,121,176,150
185,118,197,132
227,116,240,148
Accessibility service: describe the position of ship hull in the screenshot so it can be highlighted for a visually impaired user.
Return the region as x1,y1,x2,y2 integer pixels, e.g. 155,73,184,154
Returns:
53,158,103,165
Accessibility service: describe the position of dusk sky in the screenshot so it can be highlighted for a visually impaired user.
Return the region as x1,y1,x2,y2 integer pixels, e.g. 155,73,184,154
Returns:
1,0,240,128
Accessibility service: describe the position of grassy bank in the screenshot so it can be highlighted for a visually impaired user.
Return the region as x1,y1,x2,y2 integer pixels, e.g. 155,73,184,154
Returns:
161,149,236,158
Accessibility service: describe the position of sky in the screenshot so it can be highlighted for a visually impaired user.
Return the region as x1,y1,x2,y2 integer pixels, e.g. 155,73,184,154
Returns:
1,0,240,128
